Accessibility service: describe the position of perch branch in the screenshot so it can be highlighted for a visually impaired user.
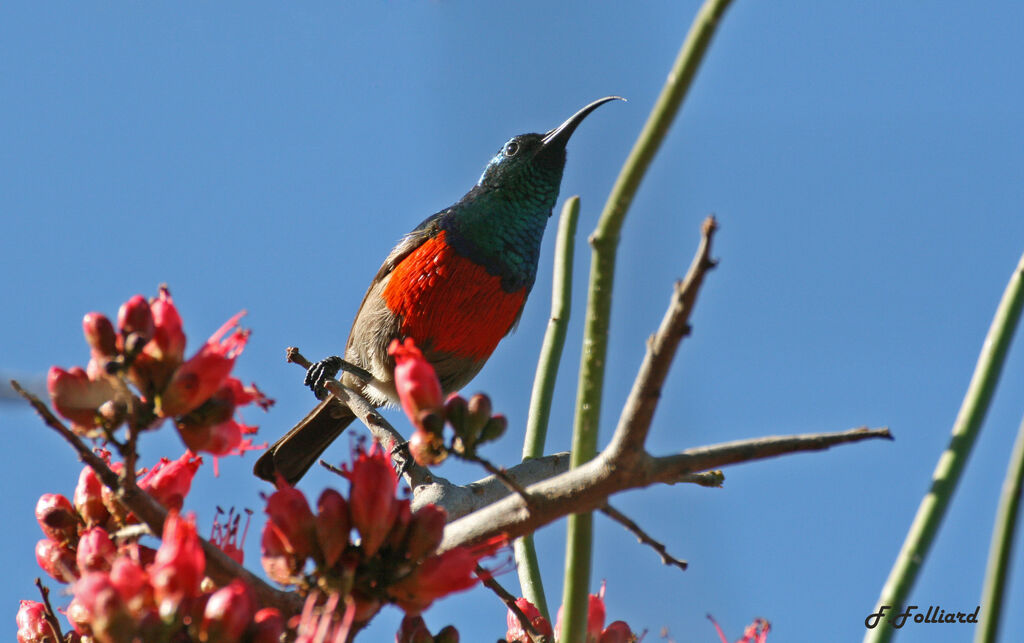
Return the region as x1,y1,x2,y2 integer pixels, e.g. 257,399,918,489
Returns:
440,426,891,554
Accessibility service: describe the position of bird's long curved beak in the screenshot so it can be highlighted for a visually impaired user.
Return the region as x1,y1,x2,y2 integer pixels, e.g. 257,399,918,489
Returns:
541,95,625,151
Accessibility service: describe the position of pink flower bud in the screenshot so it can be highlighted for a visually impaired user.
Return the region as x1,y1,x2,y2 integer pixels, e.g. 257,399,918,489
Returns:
82,313,117,358
35,493,79,544
109,557,150,609
389,338,443,427
599,621,635,643
404,504,446,564
147,511,205,609
74,466,110,528
315,489,350,568
506,597,553,643
149,286,186,364
251,608,285,643
117,295,155,344
16,600,57,643
47,366,115,429
68,572,132,642
138,451,202,512
408,428,447,466
264,482,316,562
159,312,248,417
201,580,255,642
479,414,507,444
346,442,399,558
76,527,116,573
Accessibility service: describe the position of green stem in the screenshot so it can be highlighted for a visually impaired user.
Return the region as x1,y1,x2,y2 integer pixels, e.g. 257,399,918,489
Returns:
560,1,736,641
515,197,580,618
865,251,1024,643
974,411,1024,643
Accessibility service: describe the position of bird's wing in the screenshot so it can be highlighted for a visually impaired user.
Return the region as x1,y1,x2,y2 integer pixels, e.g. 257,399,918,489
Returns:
344,211,444,354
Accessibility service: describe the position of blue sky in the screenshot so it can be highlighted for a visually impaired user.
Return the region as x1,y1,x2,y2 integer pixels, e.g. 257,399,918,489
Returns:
2,2,1023,641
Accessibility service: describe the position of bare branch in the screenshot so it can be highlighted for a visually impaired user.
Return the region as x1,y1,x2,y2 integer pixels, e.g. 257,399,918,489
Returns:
600,503,687,572
607,215,718,462
440,426,891,553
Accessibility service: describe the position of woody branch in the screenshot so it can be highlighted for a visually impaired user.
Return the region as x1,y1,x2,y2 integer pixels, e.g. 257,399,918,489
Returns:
436,216,892,552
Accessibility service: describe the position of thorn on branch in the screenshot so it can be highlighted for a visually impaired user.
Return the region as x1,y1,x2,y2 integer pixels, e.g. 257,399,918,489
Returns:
600,503,688,572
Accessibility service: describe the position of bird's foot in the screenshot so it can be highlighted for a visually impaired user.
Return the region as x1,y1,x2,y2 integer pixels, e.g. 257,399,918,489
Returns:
392,441,413,477
304,356,343,400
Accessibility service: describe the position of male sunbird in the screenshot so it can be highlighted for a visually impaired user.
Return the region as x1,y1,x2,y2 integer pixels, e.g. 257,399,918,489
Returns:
255,97,621,485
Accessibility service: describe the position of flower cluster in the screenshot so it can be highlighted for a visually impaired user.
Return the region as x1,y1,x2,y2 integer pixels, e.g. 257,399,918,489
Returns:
20,510,283,643
388,338,507,466
504,583,637,643
34,455,200,586
261,440,504,630
47,286,272,459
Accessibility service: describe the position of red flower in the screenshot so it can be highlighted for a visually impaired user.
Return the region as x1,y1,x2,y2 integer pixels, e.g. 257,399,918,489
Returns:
210,507,249,565
67,572,132,641
201,580,255,642
316,488,350,568
387,536,505,615
506,597,554,643
147,510,205,609
345,442,399,558
264,481,317,561
16,600,58,643
47,366,115,429
74,466,110,528
138,451,202,512
709,615,770,643
159,311,249,417
389,338,443,427
108,557,151,612
554,582,636,643
76,527,116,574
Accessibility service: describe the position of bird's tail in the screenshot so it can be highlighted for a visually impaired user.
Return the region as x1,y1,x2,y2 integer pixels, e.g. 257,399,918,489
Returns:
253,396,356,485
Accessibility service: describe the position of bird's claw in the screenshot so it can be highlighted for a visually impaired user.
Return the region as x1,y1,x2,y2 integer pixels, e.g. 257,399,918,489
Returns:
392,441,413,477
305,355,343,400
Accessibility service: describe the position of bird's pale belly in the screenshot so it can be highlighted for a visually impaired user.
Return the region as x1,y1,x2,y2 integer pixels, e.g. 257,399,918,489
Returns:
381,230,526,361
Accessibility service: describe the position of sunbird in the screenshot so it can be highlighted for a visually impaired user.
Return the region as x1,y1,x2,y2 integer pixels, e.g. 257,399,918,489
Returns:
255,97,621,485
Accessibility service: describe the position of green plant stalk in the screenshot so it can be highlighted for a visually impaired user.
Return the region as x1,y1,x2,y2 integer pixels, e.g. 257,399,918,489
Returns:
974,412,1024,643
514,196,580,619
865,251,1024,643
560,0,736,640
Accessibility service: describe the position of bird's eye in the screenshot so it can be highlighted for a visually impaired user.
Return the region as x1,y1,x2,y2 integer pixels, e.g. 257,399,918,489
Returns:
504,141,520,156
